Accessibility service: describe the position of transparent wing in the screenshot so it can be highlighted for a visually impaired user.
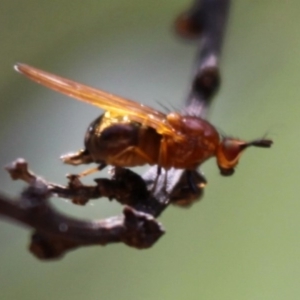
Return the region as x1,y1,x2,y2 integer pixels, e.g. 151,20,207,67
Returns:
15,63,175,136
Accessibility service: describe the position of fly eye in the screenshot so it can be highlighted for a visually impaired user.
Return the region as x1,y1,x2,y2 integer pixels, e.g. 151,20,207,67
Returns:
221,139,245,162
216,138,247,174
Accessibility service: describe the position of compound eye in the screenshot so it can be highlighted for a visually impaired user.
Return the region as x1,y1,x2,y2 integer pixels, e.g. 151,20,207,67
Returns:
216,138,247,173
222,139,245,162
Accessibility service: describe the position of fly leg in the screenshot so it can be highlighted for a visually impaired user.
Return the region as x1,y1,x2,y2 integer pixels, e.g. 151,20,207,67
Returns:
111,146,158,193
111,146,156,166
151,166,162,193
61,149,93,165
77,162,107,178
152,137,169,193
61,149,106,178
163,170,169,189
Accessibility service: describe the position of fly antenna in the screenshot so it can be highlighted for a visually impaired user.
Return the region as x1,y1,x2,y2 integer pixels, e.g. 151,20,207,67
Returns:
249,139,273,148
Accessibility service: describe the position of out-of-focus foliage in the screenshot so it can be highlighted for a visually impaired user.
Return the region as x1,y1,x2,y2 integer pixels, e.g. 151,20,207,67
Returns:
0,1,300,300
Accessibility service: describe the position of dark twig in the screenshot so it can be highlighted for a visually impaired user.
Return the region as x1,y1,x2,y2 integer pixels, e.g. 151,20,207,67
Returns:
0,0,231,259
144,0,231,205
1,160,164,259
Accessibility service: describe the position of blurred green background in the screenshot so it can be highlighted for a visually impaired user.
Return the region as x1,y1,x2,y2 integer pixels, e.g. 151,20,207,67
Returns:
1,1,300,299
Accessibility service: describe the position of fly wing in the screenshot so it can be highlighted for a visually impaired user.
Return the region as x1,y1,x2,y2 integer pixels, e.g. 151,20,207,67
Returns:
15,63,175,136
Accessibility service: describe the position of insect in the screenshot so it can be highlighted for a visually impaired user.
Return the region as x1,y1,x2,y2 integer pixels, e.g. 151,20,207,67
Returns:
15,63,272,190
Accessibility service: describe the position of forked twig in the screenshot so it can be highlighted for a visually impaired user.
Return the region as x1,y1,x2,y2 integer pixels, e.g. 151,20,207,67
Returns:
0,0,231,259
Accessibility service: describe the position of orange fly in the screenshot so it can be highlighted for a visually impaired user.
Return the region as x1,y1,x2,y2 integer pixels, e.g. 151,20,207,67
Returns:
15,63,272,188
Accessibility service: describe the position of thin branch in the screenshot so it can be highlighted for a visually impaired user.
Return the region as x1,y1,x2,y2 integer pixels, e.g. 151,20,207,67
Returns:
1,160,164,259
0,0,231,259
144,0,231,205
